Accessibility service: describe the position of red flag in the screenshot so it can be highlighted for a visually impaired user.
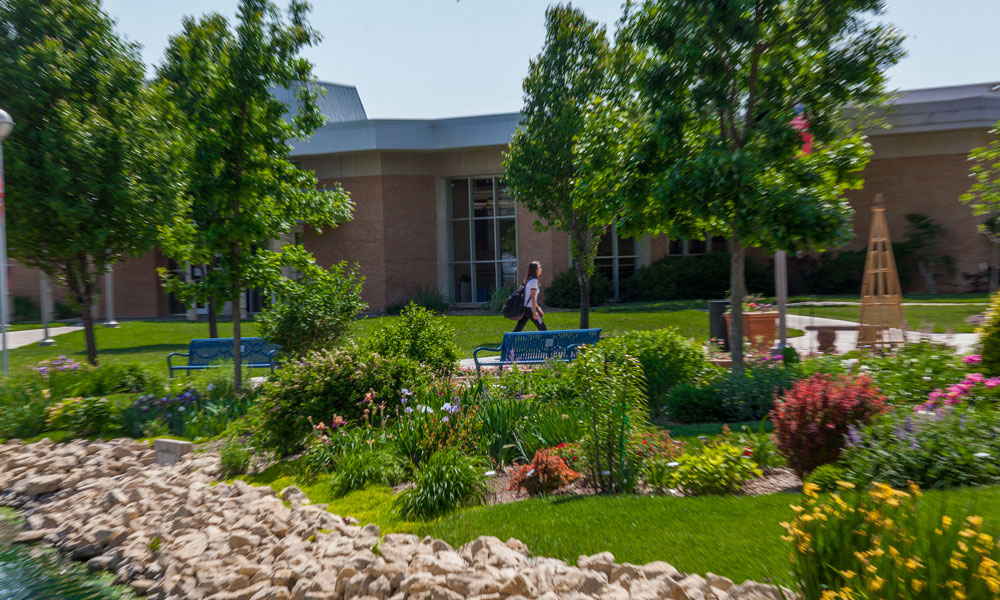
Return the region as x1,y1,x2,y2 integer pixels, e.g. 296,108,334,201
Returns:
790,110,813,155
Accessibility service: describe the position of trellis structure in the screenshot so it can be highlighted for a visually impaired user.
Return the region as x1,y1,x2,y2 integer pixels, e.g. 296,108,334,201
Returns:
857,194,906,350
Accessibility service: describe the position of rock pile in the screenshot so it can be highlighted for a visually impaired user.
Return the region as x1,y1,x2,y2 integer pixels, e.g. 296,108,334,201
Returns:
0,438,796,599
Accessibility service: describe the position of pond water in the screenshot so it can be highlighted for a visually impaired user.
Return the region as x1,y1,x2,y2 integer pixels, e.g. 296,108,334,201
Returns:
0,509,136,600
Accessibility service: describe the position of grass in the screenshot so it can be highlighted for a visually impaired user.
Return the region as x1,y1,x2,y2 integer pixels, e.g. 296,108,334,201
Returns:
237,459,1000,585
787,304,984,333
8,321,70,332
782,293,990,304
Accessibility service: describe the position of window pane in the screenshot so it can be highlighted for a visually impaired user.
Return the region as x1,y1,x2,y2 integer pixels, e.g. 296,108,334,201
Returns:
500,259,518,288
498,219,516,258
473,178,495,218
618,257,637,280
595,257,613,280
688,238,706,255
448,179,469,219
710,236,728,253
450,220,470,262
596,229,613,257
618,235,636,256
475,262,497,302
474,219,496,261
669,239,684,255
496,179,516,216
453,264,472,303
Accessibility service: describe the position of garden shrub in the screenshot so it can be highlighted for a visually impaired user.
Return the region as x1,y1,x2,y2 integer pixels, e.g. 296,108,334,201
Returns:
54,301,77,320
218,437,252,479
572,346,651,493
787,481,1000,600
329,445,407,496
13,295,40,322
802,463,848,493
621,252,773,301
772,374,888,476
394,447,488,520
716,362,798,422
542,268,612,309
477,395,534,467
980,290,1000,375
387,380,482,468
550,442,583,470
487,283,515,314
45,395,121,437
250,344,430,455
507,447,581,496
668,442,761,495
733,418,784,471
0,378,49,440
256,261,366,357
119,389,203,438
664,384,725,424
842,405,1000,489
517,399,584,460
384,285,450,315
364,303,460,377
600,328,716,417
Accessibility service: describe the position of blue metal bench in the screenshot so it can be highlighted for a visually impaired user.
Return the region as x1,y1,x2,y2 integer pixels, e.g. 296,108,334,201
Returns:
167,337,280,378
472,329,601,374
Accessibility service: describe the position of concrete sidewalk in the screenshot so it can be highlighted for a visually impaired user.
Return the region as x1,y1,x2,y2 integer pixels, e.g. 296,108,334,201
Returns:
4,325,83,350
784,314,979,355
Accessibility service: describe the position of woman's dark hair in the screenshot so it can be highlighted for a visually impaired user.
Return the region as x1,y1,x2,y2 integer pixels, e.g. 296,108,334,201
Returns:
524,261,541,284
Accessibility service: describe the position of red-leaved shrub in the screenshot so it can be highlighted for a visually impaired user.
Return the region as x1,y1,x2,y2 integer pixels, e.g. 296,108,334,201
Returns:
507,448,581,496
771,374,888,476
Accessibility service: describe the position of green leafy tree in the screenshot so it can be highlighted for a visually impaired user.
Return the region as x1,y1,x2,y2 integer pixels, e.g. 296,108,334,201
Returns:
604,0,904,366
0,0,185,364
899,213,953,295
502,4,614,329
156,0,353,388
962,123,1000,293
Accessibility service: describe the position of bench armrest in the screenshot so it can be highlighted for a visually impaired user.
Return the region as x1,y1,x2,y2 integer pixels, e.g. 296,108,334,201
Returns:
166,351,190,368
472,346,502,373
266,349,280,373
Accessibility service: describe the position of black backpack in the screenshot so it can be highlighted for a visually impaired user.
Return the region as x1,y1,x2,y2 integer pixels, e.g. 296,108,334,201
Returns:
502,283,527,320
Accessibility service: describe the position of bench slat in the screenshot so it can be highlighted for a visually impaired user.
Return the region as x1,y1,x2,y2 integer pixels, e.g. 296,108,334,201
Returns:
168,337,280,377
473,329,601,373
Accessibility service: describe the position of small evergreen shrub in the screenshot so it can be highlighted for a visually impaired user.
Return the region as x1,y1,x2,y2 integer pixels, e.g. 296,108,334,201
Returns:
600,328,715,417
218,437,252,479
664,383,724,424
542,269,613,309
364,303,460,377
13,296,40,322
384,285,450,315
54,301,78,320
329,446,407,496
803,463,848,493
772,374,888,476
669,442,761,495
395,448,488,519
250,344,430,455
256,261,366,357
507,448,581,496
621,252,773,301
716,362,798,422
980,290,1000,375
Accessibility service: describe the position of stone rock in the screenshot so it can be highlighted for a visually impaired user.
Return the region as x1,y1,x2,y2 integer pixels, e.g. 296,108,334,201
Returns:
153,438,193,466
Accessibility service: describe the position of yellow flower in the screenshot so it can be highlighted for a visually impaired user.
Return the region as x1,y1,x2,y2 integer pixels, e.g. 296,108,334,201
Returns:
906,558,922,570
840,570,857,580
912,579,925,592
950,557,968,570
837,480,856,489
804,482,820,497
867,575,885,591
942,515,954,528
967,515,984,528
865,564,878,574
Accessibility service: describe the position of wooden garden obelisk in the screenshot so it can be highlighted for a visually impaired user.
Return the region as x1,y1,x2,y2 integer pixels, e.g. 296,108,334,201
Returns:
857,194,906,350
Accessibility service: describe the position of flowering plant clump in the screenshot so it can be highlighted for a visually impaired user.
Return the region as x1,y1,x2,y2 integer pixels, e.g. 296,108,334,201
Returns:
772,374,888,476
34,355,83,377
636,431,685,461
551,442,583,468
785,481,1000,600
667,442,761,495
917,370,1000,411
121,388,203,437
388,380,483,467
507,448,581,496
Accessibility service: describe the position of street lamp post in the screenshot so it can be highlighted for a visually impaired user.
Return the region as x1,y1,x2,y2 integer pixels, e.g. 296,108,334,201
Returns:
0,109,14,376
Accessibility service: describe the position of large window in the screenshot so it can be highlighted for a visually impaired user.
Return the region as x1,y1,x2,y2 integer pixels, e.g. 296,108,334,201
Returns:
595,223,639,300
447,177,517,303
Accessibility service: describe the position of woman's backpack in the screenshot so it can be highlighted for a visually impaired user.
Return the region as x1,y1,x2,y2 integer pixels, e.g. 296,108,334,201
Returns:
502,284,527,320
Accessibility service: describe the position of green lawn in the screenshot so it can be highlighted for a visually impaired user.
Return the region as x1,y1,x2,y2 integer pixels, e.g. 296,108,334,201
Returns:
782,293,990,304
788,304,984,333
238,459,1000,585
7,322,69,332
6,303,745,373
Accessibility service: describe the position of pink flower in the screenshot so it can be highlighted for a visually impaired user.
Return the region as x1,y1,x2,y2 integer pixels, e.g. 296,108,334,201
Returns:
965,373,985,384
963,354,983,365
928,389,944,400
986,377,1000,389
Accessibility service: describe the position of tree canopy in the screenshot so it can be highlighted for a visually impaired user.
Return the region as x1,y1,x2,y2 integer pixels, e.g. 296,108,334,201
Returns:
156,0,353,387
0,0,186,364
600,0,904,364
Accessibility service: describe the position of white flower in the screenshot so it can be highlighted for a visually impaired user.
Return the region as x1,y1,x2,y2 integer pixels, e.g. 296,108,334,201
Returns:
484,470,497,477
841,359,859,369
922,376,932,381
859,365,870,372
666,462,680,468
974,452,992,459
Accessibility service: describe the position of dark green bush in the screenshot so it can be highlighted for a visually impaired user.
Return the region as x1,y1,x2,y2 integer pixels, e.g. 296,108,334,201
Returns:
487,283,515,313
250,344,430,455
364,303,460,377
599,328,716,417
384,285,450,315
664,384,725,424
218,437,252,479
54,301,78,320
394,448,488,519
45,395,124,437
803,463,848,493
717,363,799,422
329,445,407,496
13,296,40,322
981,291,1000,375
256,261,366,357
622,253,773,301
0,378,49,440
542,269,613,308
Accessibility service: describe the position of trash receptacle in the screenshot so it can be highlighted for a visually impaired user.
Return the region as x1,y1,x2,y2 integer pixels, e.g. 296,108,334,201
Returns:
707,300,730,351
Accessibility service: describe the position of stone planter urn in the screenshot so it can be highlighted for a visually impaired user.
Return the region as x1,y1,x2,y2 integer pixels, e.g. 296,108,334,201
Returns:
724,311,778,351
708,356,732,368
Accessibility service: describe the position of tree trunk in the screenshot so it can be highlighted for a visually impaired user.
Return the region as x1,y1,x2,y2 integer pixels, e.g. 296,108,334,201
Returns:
729,236,746,369
576,262,591,329
208,296,218,338
80,305,98,366
233,291,242,389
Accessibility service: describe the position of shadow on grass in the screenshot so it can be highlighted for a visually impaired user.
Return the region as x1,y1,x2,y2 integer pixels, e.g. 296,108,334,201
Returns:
96,343,188,355
593,300,707,313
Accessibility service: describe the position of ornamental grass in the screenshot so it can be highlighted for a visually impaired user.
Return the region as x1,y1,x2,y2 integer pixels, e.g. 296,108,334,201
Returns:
785,481,1000,599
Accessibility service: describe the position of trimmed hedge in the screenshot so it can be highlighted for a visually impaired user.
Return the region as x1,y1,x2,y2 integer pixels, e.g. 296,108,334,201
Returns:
621,253,773,301
543,269,613,308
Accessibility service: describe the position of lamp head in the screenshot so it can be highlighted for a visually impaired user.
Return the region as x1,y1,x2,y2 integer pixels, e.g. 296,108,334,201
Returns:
0,109,13,141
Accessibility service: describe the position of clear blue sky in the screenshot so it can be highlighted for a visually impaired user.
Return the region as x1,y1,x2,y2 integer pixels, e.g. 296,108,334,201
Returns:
103,0,1000,119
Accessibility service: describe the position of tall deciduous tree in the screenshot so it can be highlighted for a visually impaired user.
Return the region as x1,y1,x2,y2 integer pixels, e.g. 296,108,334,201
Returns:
156,0,353,388
962,122,1000,294
606,0,903,366
503,4,613,329
0,0,185,364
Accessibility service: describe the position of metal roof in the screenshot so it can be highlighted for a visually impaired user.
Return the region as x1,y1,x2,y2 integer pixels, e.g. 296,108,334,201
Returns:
871,81,1000,135
271,81,367,124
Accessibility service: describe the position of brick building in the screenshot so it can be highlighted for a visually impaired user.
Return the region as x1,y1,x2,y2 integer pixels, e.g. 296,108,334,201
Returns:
10,81,1000,318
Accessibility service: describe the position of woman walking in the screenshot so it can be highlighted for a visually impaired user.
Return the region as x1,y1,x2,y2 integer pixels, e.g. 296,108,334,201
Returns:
514,261,547,332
